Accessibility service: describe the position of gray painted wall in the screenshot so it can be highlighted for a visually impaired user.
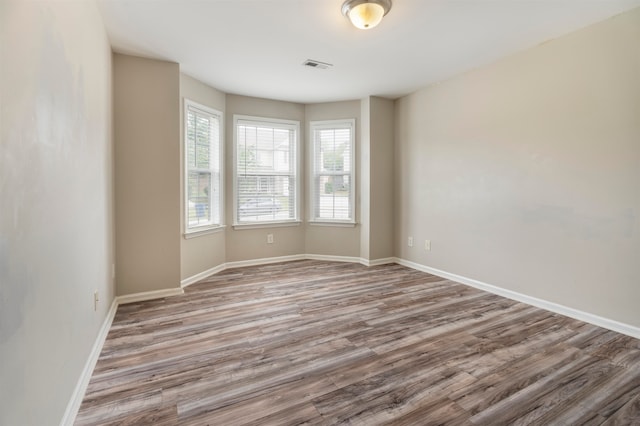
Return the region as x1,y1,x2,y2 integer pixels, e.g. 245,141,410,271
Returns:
394,8,640,327
368,97,395,261
360,96,395,263
0,1,115,423
360,98,372,260
113,54,181,295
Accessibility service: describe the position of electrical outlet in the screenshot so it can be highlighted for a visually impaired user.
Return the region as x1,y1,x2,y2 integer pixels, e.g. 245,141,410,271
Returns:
94,290,99,311
408,236,413,247
425,240,431,251
267,233,274,244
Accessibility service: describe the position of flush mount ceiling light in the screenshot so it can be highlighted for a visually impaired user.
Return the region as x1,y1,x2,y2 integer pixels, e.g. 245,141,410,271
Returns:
342,0,392,30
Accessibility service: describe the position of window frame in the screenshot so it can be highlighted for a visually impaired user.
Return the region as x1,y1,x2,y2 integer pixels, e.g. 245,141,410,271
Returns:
309,119,356,225
183,99,224,237
233,114,301,228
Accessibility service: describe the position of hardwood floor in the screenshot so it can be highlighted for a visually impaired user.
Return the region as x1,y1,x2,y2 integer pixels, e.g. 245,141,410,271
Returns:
76,260,640,425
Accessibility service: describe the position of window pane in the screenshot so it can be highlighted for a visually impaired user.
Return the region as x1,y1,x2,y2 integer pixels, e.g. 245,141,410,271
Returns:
195,115,211,169
237,175,295,222
187,171,212,226
187,111,196,168
316,174,350,220
185,101,222,231
236,118,298,224
256,127,273,150
312,121,354,222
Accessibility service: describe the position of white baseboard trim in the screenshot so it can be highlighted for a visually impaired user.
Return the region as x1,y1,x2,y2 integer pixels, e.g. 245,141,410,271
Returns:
306,254,364,264
305,254,394,267
394,257,640,340
60,298,118,426
181,264,227,288
304,254,394,267
364,257,396,267
226,254,306,269
116,287,184,305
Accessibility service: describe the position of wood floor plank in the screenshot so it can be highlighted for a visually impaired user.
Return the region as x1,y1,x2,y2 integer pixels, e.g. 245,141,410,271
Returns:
450,343,583,414
76,260,640,425
601,393,640,426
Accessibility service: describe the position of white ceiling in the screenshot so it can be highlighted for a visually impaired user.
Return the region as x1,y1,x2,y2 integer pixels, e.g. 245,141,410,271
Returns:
97,0,640,104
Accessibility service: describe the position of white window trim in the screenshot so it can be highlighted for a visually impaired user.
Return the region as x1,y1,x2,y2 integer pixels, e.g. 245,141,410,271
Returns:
184,225,226,239
233,114,301,227
232,221,302,231
309,119,356,225
183,99,224,237
308,221,357,228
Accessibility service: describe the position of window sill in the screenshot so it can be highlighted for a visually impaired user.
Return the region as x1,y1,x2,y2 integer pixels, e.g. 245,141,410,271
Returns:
233,221,302,230
308,221,357,228
184,225,226,239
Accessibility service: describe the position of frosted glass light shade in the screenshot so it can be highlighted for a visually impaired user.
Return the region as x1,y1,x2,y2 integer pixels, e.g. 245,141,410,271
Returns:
342,0,392,30
349,3,385,29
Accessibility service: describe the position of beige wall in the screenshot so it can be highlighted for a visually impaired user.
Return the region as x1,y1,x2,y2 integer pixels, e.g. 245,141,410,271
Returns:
368,97,395,260
360,98,372,260
224,95,306,262
0,0,114,423
305,101,362,257
395,8,640,327
114,54,181,294
180,74,226,280
360,97,395,262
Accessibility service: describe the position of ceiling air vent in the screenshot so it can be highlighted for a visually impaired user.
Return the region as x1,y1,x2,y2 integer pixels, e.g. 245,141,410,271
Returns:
302,59,333,70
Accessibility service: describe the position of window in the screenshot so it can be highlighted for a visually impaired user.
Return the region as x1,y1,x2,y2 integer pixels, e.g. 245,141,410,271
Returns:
310,119,355,223
184,100,223,234
234,115,299,225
